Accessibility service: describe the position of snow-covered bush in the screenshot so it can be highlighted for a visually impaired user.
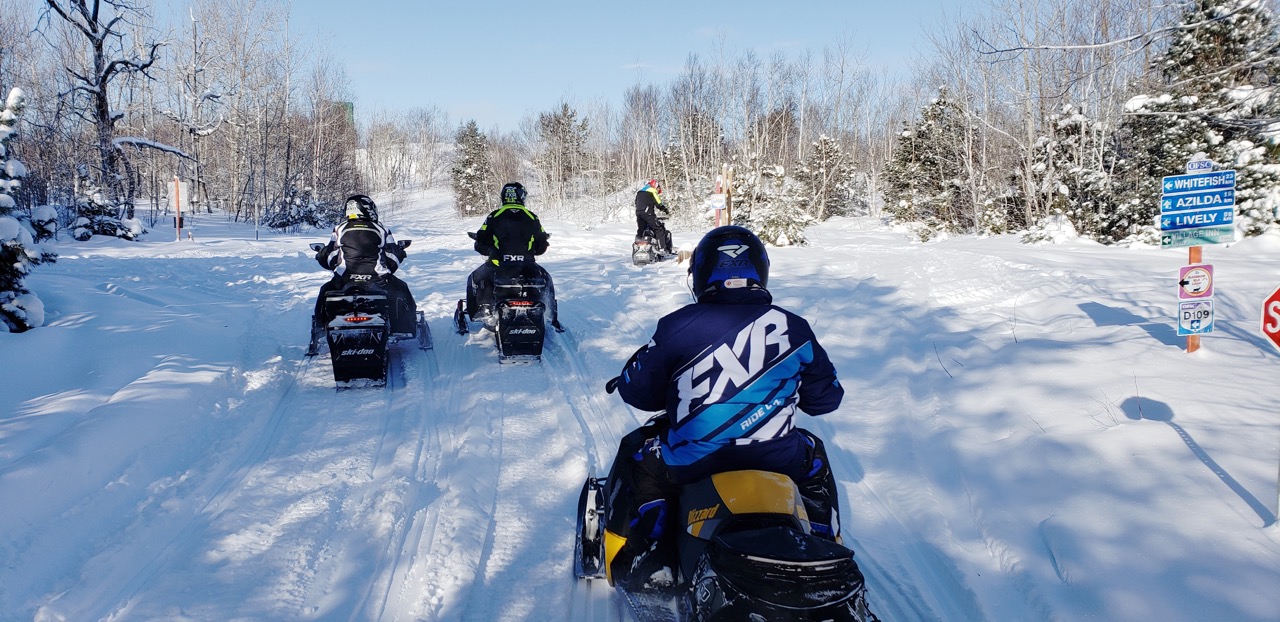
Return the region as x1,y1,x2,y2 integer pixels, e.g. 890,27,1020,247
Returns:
1,87,56,332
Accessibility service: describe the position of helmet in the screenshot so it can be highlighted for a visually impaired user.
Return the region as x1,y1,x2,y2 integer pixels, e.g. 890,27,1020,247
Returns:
689,226,770,302
500,182,527,206
647,178,662,194
344,194,378,221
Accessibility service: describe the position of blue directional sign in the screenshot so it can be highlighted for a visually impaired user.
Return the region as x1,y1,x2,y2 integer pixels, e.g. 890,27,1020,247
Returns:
1160,208,1234,231
1161,226,1234,248
1160,188,1235,213
1161,170,1236,195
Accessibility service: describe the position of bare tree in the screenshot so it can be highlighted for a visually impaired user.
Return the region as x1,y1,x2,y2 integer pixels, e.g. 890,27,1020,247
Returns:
41,0,164,214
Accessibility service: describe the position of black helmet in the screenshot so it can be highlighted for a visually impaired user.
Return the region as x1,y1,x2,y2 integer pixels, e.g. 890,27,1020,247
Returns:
500,182,527,206
689,226,770,302
344,194,378,222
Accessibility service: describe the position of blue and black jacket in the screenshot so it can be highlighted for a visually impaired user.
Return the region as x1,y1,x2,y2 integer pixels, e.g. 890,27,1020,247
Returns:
616,290,843,469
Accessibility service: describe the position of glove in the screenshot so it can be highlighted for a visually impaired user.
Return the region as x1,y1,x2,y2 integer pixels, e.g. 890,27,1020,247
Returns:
605,376,620,394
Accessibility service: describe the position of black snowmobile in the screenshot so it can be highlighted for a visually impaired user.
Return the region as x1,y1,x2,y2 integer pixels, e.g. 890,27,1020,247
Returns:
632,221,674,266
307,240,431,386
575,432,878,621
454,233,562,363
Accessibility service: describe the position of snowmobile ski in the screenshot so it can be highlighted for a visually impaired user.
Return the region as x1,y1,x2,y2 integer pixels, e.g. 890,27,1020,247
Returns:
306,314,323,357
574,477,607,579
452,299,470,335
413,310,432,350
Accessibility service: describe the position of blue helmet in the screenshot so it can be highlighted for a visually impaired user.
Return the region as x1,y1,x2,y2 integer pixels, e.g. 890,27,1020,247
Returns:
689,226,770,302
500,182,527,206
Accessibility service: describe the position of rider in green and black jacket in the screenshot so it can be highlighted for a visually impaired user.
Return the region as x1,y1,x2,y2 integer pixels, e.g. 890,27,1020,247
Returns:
466,182,560,329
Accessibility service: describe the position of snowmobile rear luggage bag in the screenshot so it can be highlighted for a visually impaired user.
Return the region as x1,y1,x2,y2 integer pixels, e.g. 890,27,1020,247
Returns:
700,525,869,620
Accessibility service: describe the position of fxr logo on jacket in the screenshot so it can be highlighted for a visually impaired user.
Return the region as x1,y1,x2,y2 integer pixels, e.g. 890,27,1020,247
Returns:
674,308,792,422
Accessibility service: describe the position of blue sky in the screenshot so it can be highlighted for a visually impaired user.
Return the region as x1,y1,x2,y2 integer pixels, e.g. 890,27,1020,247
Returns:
294,0,961,132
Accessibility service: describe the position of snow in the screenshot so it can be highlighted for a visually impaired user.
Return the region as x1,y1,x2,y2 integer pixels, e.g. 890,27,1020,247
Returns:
2,186,1279,621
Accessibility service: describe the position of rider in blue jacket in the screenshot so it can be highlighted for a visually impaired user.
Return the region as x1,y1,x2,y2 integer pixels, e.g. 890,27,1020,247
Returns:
602,225,845,588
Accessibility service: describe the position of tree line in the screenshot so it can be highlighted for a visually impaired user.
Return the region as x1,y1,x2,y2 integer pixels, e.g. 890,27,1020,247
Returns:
448,0,1279,246
1,0,1277,250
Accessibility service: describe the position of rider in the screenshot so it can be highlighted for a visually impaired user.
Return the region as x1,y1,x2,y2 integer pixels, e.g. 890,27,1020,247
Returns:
314,194,417,333
634,178,672,254
466,182,561,330
601,225,845,588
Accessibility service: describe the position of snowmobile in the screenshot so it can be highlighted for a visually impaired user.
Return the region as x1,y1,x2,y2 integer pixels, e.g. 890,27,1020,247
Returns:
307,241,431,386
632,221,674,266
453,233,562,363
575,437,878,621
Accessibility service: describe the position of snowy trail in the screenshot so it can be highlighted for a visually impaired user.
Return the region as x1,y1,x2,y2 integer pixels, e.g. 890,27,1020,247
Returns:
5,191,1279,621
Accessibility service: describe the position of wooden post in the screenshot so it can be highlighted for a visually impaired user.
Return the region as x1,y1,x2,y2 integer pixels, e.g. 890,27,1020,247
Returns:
714,175,723,227
174,176,182,242
723,165,734,226
1187,245,1202,353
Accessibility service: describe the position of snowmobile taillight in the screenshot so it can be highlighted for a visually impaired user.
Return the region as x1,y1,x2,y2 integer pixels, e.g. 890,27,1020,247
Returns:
506,300,535,307
345,315,374,323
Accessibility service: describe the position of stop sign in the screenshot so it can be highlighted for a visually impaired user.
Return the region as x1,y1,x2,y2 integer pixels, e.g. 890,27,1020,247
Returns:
1263,286,1280,353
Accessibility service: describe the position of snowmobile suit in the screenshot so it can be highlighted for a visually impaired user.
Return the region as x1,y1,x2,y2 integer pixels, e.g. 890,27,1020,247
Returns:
634,184,671,254
605,288,845,583
466,202,558,324
315,217,416,332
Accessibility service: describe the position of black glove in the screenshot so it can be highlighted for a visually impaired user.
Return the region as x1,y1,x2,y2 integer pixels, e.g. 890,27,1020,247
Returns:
605,376,620,394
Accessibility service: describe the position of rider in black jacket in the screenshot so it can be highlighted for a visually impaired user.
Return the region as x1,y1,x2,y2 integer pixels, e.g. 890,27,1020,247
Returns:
314,195,416,333
635,178,672,254
466,182,561,329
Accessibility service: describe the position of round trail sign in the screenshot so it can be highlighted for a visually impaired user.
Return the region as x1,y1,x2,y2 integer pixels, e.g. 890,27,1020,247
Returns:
1263,285,1280,354
1178,265,1213,299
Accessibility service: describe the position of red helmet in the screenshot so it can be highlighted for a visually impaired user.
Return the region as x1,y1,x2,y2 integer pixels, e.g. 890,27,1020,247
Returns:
648,179,662,194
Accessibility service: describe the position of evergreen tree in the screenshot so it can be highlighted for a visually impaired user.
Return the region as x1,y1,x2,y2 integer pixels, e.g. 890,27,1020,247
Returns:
263,185,326,232
1115,0,1280,239
1,87,55,332
450,120,493,216
739,163,813,246
793,135,862,220
883,87,975,235
1024,104,1117,241
534,103,589,206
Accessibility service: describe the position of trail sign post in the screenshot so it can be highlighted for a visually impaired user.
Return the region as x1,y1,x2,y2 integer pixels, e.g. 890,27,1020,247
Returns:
1263,285,1280,354
1160,160,1235,352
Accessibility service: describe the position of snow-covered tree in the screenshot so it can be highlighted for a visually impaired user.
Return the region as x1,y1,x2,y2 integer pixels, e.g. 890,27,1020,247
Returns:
738,164,813,246
534,102,589,208
792,134,863,220
263,185,326,232
1115,0,1280,238
883,87,976,235
450,120,493,216
1,87,55,333
1024,104,1118,241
